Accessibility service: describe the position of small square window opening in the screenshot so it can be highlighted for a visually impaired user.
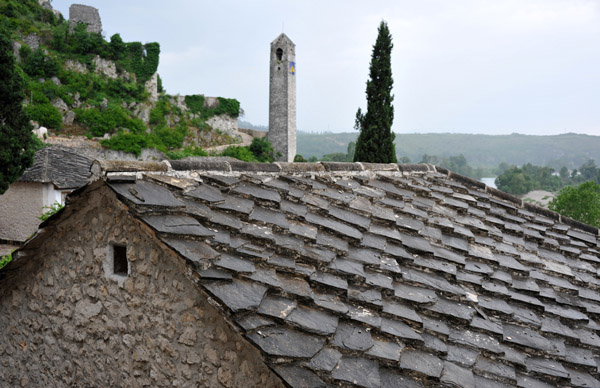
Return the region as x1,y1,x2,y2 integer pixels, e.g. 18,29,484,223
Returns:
113,245,128,276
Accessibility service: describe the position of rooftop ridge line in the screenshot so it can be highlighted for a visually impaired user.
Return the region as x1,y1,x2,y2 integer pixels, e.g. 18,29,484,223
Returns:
90,159,600,237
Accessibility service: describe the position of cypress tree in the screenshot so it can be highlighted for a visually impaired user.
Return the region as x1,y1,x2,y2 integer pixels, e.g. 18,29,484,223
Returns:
353,21,397,163
0,31,36,194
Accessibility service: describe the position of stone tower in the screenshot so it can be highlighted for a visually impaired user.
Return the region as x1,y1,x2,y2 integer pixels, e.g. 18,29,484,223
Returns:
268,33,296,162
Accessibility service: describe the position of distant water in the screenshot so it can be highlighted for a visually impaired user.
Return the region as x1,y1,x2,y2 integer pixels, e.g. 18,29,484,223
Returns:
480,177,497,189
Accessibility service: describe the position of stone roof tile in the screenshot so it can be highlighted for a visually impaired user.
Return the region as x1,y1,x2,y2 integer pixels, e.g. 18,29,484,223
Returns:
90,165,600,388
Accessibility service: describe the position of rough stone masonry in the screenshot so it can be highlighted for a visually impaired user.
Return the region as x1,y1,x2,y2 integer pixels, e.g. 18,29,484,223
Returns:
69,4,102,34
268,33,296,162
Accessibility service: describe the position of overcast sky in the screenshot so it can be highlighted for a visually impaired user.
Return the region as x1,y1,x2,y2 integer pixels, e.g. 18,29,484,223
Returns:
51,0,600,135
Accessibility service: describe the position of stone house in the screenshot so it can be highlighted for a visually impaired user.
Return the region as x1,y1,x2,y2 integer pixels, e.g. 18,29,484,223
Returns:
1,160,599,387
0,147,92,243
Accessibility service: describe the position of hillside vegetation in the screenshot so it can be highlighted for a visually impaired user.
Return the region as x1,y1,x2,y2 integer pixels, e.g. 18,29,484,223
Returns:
1,0,240,158
297,132,600,170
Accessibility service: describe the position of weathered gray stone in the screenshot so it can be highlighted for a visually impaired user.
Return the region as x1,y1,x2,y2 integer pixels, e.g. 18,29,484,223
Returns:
69,4,102,34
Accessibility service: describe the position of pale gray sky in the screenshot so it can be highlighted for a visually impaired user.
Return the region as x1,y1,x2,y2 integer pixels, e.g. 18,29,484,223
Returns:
51,0,600,135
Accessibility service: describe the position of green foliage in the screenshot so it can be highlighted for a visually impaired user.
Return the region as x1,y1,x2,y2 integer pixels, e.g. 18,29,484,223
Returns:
100,132,147,156
0,28,36,194
76,105,145,137
549,181,600,227
184,94,205,114
420,154,484,180
118,41,160,83
25,103,62,129
495,164,562,195
221,145,256,162
495,160,600,195
249,137,274,162
322,141,355,162
38,202,64,221
109,33,126,60
165,146,208,160
184,95,240,118
294,154,306,162
0,250,13,271
354,21,396,163
22,48,59,78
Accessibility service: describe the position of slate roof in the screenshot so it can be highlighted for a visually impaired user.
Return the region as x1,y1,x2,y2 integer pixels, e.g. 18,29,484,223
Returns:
58,161,600,387
19,146,93,189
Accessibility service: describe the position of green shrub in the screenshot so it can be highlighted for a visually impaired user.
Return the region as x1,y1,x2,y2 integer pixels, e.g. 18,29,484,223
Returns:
38,202,63,221
184,94,205,114
76,105,144,137
100,132,148,156
165,146,207,160
215,97,240,117
249,136,274,162
0,251,13,271
25,103,62,128
150,125,187,150
221,145,256,162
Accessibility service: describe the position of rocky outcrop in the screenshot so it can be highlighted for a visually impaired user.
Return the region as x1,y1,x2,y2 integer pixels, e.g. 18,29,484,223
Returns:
145,73,158,103
69,4,102,34
93,55,117,79
23,34,40,50
64,59,88,74
206,114,239,137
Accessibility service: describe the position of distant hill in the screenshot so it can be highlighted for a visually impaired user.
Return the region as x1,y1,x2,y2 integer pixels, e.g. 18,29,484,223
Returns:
297,132,600,169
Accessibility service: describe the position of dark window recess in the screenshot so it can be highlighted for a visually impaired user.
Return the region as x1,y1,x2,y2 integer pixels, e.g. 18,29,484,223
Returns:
276,48,283,60
113,245,128,275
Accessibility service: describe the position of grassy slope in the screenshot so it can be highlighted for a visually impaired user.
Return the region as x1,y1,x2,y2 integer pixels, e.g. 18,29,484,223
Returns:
297,132,600,169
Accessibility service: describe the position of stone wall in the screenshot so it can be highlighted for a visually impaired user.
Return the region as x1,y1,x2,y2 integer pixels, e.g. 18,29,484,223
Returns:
69,4,102,34
206,114,238,137
0,182,44,242
0,183,285,388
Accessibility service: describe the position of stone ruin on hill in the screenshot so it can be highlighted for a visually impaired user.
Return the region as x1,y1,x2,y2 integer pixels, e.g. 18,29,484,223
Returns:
69,4,102,34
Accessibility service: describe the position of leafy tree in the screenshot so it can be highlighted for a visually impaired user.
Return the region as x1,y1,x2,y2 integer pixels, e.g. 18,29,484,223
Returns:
0,31,36,194
549,181,600,227
353,21,396,163
249,137,274,162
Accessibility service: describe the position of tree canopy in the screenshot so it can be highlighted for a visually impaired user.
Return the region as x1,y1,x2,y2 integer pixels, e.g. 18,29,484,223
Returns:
0,31,37,194
353,21,396,163
549,181,600,228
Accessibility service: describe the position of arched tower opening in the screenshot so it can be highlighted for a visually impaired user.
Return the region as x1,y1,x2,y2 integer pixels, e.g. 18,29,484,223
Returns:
276,48,283,61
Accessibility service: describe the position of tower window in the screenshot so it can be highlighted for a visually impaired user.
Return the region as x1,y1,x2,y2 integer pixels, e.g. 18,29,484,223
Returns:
112,245,128,276
276,48,283,60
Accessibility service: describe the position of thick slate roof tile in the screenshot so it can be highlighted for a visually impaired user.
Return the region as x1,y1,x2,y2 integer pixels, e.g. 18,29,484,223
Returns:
381,318,423,343
111,181,185,207
233,183,281,202
525,357,569,379
449,329,503,354
274,365,329,388
348,305,382,327
235,314,275,331
427,298,475,321
349,286,383,306
258,295,297,319
333,321,374,351
204,279,267,312
366,338,405,361
380,369,424,388
142,214,215,236
446,344,479,367
382,299,422,324
503,324,565,356
308,347,342,372
286,306,339,335
394,283,438,305
474,356,516,383
400,350,443,378
565,367,600,388
423,332,448,354
402,268,465,295
215,254,256,273
250,206,289,228
113,168,600,388
185,183,225,203
332,356,380,388
247,326,325,358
